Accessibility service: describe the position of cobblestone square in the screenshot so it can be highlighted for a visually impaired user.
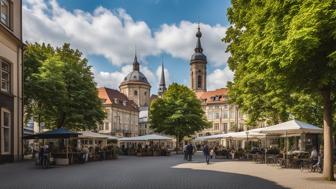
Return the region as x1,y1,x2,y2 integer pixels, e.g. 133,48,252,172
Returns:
0,153,334,189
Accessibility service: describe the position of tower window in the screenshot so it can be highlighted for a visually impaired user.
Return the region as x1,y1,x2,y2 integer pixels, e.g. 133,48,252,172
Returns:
134,90,138,96
144,91,147,95
197,75,202,88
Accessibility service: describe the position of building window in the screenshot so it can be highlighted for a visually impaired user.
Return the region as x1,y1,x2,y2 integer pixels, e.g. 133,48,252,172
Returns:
1,60,10,93
214,123,219,130
207,112,213,120
1,109,10,154
222,111,228,119
104,122,109,130
197,75,202,88
0,0,10,27
214,112,219,119
134,90,138,96
223,123,228,133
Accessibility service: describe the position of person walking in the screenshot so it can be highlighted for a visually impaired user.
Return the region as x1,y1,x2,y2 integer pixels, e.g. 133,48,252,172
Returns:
203,144,210,164
183,143,188,160
186,143,193,161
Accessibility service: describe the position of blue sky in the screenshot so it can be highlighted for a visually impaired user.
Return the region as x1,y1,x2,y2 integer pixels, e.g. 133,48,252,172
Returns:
23,0,233,94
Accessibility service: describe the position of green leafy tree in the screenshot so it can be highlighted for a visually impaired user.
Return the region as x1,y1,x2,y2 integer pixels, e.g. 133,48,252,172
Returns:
225,0,336,180
24,43,105,130
149,83,210,151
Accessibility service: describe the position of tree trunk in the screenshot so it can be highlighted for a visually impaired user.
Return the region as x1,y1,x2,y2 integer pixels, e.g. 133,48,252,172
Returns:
175,135,180,154
321,89,335,181
57,112,66,128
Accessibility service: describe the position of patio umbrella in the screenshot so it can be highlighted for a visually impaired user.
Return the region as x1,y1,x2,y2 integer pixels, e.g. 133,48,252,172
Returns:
23,128,80,139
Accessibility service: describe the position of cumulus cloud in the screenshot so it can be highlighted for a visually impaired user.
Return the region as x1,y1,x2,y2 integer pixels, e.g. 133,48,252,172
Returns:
155,21,229,67
23,0,159,66
207,66,234,90
93,65,156,90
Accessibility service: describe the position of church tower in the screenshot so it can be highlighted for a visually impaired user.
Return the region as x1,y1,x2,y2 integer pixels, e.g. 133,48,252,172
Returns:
119,54,151,107
190,24,207,92
158,61,167,97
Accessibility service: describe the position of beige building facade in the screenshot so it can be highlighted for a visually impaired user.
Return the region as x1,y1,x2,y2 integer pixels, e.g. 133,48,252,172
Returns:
196,88,245,137
0,0,23,163
98,87,139,137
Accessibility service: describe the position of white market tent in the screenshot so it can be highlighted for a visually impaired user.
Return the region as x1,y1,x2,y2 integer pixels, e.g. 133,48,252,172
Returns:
119,134,173,141
194,133,227,141
225,131,265,140
79,131,109,139
260,119,323,135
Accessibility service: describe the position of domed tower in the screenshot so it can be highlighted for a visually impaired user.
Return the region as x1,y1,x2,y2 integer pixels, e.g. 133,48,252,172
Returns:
190,24,207,92
119,54,151,107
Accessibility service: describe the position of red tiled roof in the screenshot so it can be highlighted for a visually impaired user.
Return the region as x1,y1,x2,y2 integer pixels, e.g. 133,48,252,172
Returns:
98,87,139,112
195,88,228,104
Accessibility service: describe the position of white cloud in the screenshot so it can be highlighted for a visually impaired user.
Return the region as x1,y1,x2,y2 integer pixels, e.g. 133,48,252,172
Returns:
23,0,159,66
155,21,229,67
93,65,156,90
207,66,234,90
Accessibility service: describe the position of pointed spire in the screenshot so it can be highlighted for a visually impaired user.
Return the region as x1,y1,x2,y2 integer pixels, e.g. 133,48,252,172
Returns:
158,56,167,96
133,48,139,71
195,23,203,53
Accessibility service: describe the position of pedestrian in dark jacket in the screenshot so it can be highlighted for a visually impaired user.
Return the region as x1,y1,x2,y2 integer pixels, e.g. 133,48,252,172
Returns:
186,143,193,161
203,144,210,164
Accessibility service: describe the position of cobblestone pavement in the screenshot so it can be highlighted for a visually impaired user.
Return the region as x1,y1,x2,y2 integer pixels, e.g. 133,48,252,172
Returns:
0,152,334,189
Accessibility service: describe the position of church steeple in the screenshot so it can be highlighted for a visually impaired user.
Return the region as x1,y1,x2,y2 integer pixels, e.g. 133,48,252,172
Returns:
195,23,203,53
190,24,207,92
158,59,167,96
133,53,140,71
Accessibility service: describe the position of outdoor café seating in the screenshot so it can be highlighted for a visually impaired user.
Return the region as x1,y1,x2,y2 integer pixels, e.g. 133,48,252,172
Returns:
119,134,174,157
23,128,119,167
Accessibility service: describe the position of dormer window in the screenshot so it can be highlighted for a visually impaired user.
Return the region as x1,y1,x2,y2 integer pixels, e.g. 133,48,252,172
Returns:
123,101,127,106
114,98,118,104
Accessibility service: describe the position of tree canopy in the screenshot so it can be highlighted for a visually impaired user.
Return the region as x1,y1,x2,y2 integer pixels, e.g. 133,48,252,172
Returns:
24,43,105,130
149,83,210,145
225,0,336,180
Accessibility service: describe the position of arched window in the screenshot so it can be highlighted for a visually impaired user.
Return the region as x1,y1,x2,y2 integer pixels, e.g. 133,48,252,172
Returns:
197,75,202,89
134,90,138,96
